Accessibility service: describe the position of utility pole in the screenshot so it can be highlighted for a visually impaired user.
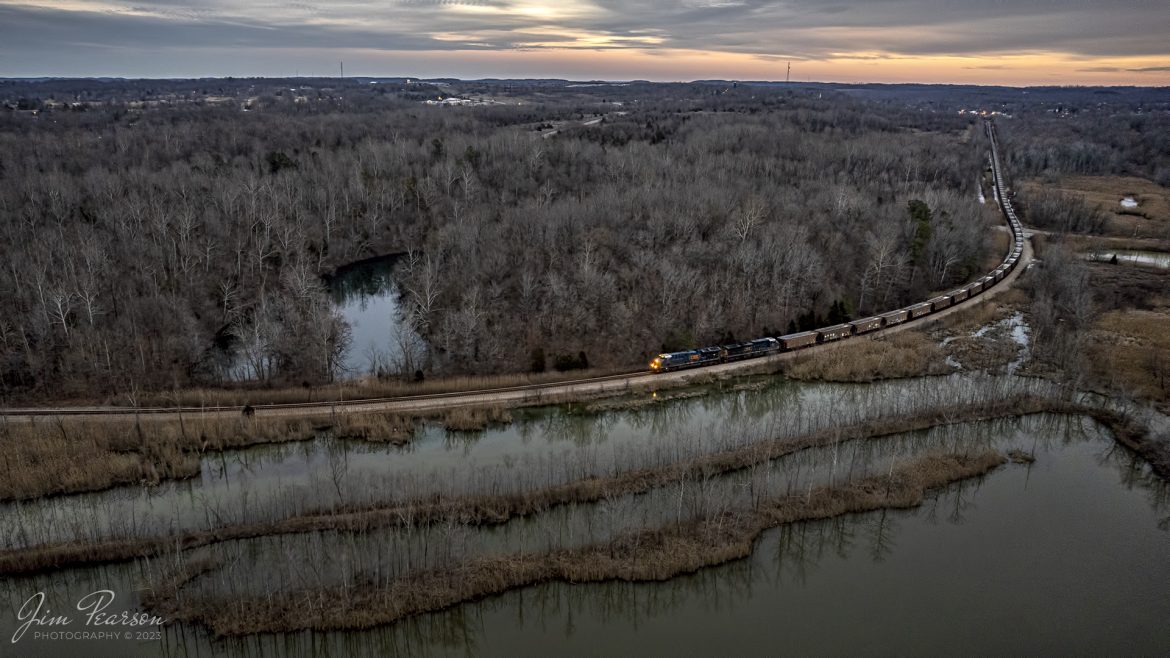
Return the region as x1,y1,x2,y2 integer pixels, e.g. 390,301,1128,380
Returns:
340,61,344,78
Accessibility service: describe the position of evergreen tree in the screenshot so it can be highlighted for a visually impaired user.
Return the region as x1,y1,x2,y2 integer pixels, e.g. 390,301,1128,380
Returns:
908,199,933,266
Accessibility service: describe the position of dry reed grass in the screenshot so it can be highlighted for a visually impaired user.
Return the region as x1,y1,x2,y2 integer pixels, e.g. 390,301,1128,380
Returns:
147,451,1007,636
0,395,1079,576
987,227,1012,269
0,414,316,501
1056,234,1170,257
332,413,416,444
936,295,1006,333
785,331,952,381
2,383,644,502
440,405,513,432
1087,309,1170,407
0,401,534,501
1007,450,1036,464
580,388,719,413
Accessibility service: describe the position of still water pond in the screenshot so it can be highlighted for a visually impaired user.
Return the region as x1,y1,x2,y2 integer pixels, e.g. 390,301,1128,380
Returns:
226,255,423,380
446,436,1167,657
1087,249,1170,270
238,426,1167,658
328,255,425,377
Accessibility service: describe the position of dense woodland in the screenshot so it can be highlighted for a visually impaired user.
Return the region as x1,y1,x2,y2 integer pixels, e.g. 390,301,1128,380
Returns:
1001,109,1170,185
1,80,998,400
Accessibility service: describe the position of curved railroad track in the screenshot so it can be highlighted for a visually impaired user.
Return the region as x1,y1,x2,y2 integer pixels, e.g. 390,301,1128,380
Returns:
0,120,1030,423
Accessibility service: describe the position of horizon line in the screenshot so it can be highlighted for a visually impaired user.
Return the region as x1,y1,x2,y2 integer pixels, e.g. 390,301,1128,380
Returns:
2,75,1169,90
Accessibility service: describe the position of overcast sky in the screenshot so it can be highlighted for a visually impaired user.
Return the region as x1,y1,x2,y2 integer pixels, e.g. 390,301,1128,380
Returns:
1,0,1168,84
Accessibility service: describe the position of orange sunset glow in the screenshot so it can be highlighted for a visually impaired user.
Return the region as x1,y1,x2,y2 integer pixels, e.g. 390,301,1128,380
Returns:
1,0,1168,84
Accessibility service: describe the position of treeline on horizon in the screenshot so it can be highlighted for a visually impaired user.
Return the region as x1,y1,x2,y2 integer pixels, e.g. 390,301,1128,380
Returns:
0,79,1123,401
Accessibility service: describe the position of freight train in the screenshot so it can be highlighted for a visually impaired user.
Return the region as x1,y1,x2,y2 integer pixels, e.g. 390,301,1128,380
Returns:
650,121,1024,373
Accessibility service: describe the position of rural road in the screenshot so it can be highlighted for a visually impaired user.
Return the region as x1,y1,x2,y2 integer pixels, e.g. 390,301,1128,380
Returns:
0,122,1031,423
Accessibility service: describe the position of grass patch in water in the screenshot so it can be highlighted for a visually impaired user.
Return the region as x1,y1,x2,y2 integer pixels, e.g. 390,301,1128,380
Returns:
146,451,1008,636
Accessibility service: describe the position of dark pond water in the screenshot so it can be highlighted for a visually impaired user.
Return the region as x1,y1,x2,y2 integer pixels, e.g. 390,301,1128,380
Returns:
212,425,1164,658
328,255,425,378
1086,249,1170,269
433,434,1167,657
224,255,423,381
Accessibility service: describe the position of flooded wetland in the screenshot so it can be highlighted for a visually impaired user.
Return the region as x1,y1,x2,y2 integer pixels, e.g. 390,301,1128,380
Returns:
1,374,1167,656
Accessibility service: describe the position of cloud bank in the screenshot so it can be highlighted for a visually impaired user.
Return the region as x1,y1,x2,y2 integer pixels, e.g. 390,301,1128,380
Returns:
1,0,1167,82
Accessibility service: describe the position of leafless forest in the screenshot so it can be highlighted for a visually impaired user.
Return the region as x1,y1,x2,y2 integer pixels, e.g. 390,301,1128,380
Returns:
1001,107,1170,184
1,79,994,401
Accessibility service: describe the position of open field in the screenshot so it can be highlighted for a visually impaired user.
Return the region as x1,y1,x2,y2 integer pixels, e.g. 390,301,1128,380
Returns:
1084,262,1170,312
1033,232,1170,258
1087,307,1170,408
1020,175,1170,239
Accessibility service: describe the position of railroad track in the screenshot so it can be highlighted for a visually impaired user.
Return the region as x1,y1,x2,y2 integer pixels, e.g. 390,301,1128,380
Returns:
0,370,649,418
0,120,1030,423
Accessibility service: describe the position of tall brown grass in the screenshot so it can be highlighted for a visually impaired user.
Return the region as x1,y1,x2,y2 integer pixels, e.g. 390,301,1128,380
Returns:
1055,233,1170,257
440,405,513,431
1087,309,1170,409
332,413,416,444
0,414,316,501
785,331,951,382
987,227,1013,269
